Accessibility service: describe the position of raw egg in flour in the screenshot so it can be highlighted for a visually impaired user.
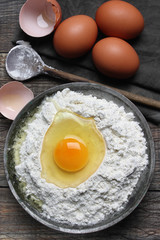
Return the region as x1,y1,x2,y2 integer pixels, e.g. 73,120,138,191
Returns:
40,109,106,188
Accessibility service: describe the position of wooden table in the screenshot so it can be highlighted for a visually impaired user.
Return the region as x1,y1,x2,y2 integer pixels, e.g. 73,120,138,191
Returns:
0,1,160,239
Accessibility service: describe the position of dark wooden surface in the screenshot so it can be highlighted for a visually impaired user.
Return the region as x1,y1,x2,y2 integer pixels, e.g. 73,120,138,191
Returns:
0,1,160,239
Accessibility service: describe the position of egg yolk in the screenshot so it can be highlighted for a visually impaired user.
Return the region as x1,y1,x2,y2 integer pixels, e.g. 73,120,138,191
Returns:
54,138,88,172
40,109,106,188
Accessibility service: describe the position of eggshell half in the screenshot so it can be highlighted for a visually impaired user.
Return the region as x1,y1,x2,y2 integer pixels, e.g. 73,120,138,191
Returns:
0,82,34,120
19,0,62,37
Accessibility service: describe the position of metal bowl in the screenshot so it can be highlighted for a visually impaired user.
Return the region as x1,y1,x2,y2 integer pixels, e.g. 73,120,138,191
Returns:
4,82,155,234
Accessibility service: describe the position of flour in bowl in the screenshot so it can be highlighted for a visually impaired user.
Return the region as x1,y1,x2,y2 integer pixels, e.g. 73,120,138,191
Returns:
14,88,148,226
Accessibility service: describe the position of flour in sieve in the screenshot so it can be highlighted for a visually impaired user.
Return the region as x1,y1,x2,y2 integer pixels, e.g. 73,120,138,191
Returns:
15,88,148,226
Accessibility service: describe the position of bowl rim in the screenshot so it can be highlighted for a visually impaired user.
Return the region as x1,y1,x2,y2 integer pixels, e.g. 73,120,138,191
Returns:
4,82,155,234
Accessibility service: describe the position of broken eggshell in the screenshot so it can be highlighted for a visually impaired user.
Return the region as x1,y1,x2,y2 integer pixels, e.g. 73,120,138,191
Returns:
19,0,62,37
0,82,34,120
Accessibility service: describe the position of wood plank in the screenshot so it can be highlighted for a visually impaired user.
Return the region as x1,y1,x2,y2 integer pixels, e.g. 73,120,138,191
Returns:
0,0,23,52
0,0,160,239
0,188,160,240
149,127,160,191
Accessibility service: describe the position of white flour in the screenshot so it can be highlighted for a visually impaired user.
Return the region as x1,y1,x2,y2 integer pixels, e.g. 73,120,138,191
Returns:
15,88,148,226
8,45,43,80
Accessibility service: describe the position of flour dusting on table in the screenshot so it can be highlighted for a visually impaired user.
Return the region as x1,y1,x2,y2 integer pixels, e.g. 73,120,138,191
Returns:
15,88,148,226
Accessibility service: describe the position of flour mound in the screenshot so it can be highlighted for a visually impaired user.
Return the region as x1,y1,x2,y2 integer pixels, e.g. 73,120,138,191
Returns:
15,88,148,226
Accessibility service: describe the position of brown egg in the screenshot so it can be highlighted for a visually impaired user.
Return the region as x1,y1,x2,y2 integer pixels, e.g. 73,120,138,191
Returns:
96,0,144,40
92,37,140,79
53,15,98,58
